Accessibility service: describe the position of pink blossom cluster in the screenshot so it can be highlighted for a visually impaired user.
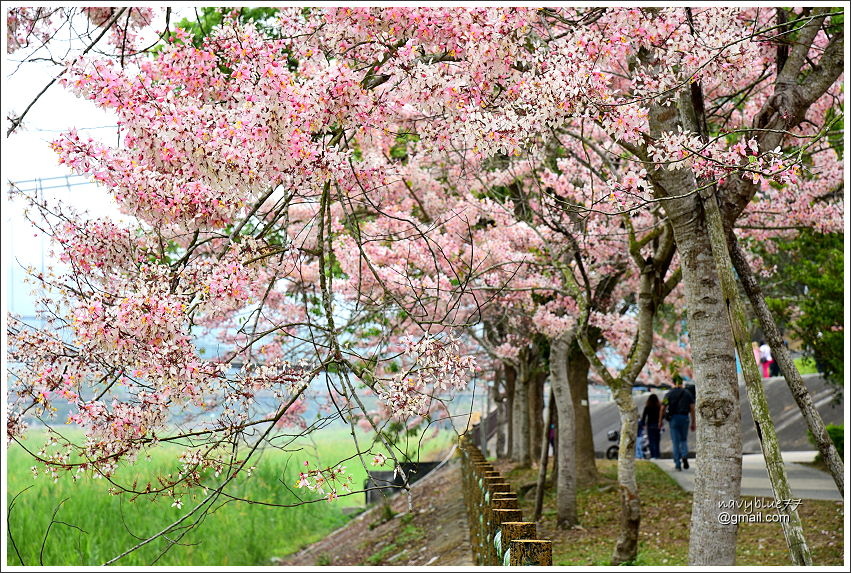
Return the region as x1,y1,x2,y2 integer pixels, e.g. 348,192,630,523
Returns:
6,7,65,53
295,461,353,502
273,398,308,429
647,130,802,195
81,7,154,51
55,218,145,274
375,333,477,418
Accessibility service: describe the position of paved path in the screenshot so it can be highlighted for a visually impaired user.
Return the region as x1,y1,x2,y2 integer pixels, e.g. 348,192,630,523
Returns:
651,450,842,501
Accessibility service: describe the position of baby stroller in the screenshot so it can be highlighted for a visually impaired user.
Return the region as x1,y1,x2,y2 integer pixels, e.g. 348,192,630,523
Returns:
605,429,620,459
606,425,651,460
635,422,651,459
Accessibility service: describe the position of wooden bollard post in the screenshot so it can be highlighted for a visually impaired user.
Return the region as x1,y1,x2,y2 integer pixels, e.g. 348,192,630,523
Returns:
473,464,494,489
477,474,500,547
484,480,510,501
497,522,536,566
491,497,519,510
490,509,523,565
479,474,501,537
509,540,552,566
468,462,491,563
471,465,492,513
473,471,497,564
482,480,511,563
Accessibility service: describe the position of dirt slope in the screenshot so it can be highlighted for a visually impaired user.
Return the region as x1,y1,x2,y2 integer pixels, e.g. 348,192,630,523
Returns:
277,457,474,567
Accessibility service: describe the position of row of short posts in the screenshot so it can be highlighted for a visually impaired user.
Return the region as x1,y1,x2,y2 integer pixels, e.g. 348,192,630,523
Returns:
459,435,552,566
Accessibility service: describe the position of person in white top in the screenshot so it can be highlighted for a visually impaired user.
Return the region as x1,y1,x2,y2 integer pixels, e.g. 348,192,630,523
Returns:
758,341,773,377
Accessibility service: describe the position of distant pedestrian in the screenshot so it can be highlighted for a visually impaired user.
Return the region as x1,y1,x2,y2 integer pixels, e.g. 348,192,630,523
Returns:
659,375,696,471
759,341,773,378
752,341,761,370
770,353,781,377
547,423,556,454
640,393,662,459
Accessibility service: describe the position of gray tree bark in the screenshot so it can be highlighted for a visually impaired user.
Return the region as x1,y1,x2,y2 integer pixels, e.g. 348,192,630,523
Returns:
637,11,841,564
703,187,811,565
505,365,516,459
568,340,599,487
534,389,556,520
496,395,509,458
512,361,532,467
610,385,639,562
676,68,814,564
550,333,577,528
645,102,743,565
527,371,545,464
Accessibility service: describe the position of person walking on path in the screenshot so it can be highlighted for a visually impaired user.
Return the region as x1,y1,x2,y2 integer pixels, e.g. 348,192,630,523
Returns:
759,340,774,378
659,375,696,471
751,341,761,373
640,393,662,459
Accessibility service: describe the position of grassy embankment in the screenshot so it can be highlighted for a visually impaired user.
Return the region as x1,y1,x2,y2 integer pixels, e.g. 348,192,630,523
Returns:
6,425,454,566
499,459,844,566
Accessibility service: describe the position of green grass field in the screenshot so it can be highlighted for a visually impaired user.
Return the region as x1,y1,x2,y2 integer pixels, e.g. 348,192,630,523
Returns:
794,357,819,375
6,424,456,566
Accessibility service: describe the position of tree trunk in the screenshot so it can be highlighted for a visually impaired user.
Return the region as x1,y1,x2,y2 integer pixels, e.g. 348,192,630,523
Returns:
672,216,742,565
550,333,577,528
512,362,531,466
550,398,559,487
704,190,811,565
505,365,516,459
729,238,844,495
496,396,509,459
610,384,640,564
534,389,556,520
570,217,677,564
528,370,545,464
568,339,598,487
481,378,491,457
646,100,743,566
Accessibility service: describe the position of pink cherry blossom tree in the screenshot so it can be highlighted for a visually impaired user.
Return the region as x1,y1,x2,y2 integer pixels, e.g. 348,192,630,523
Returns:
6,6,843,566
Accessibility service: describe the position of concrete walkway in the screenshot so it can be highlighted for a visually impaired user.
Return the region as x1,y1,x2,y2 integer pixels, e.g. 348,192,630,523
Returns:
651,451,842,501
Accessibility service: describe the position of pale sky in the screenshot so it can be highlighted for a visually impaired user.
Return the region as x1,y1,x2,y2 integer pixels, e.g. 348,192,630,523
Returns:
2,7,179,316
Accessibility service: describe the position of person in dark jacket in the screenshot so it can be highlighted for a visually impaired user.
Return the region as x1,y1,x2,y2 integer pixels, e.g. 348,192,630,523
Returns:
640,393,662,459
659,375,696,471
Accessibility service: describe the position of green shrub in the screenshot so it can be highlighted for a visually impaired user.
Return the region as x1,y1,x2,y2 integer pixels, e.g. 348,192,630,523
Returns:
809,423,844,462
826,424,844,460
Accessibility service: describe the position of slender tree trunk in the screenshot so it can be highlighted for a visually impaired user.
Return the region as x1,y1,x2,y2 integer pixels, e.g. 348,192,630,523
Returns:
729,238,844,495
646,100,743,566
534,389,556,520
512,362,531,466
482,379,491,457
568,339,598,487
571,217,677,564
704,191,811,564
505,365,516,459
610,384,640,564
550,399,559,487
551,333,577,528
496,396,509,459
528,371,545,464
